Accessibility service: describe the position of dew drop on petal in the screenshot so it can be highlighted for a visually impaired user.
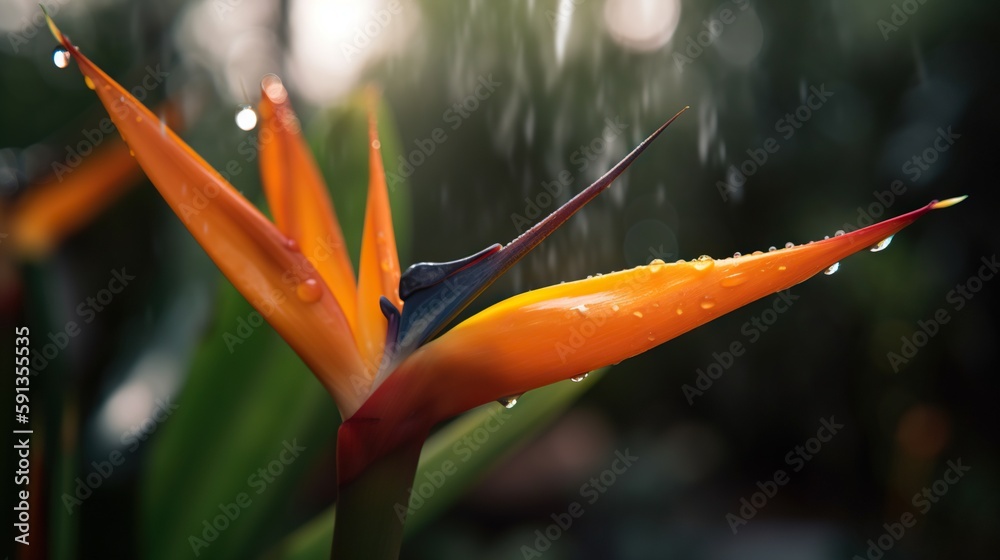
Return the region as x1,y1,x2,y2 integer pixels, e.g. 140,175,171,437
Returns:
675,307,683,315
296,278,323,303
824,262,840,275
778,265,787,271
572,304,589,316
53,47,71,68
700,296,717,310
84,76,96,90
285,238,300,252
570,373,588,383
785,242,794,249
693,255,715,271
649,258,665,273
870,235,894,252
733,252,742,258
768,246,777,252
835,230,845,237
647,335,656,341
371,139,381,150
611,304,620,312
235,105,258,131
633,311,644,318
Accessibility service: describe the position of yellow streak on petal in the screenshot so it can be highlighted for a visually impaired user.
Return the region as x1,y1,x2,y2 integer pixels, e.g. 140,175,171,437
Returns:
930,195,967,210
258,74,358,333
355,89,402,373
49,20,366,416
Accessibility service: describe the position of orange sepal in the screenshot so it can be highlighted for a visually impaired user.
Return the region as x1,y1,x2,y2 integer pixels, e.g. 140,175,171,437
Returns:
355,90,402,372
48,19,367,416
258,75,358,332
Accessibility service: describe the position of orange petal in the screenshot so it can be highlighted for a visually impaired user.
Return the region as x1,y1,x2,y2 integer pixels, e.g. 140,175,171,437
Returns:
9,136,142,257
258,74,358,332
355,89,402,372
47,19,367,416
337,198,962,480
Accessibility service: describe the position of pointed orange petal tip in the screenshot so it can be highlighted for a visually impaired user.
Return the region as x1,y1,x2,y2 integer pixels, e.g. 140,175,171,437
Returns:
930,195,967,210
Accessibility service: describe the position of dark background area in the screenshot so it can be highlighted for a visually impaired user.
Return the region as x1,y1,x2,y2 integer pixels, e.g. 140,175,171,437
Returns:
2,0,998,558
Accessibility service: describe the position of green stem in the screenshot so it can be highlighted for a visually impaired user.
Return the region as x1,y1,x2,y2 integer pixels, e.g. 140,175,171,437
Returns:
331,437,423,560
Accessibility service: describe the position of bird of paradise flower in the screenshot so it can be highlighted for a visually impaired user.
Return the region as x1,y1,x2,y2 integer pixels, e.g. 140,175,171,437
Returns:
44,13,965,560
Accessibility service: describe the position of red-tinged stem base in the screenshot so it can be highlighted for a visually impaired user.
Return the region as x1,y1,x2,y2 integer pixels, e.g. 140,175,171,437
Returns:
331,435,424,560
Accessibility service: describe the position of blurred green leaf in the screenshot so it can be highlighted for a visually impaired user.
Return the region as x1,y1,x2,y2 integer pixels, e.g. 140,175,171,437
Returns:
269,371,604,560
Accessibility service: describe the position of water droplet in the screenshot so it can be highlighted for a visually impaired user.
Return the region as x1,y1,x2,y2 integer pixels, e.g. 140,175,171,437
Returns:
699,296,716,310
824,262,840,275
649,258,664,273
647,335,656,341
572,304,589,316
693,255,715,271
870,235,894,252
768,246,777,252
778,265,787,271
285,238,300,252
675,307,683,315
52,47,70,68
823,235,830,240
128,149,135,157
380,259,392,272
296,278,323,303
733,252,742,258
611,304,620,312
834,230,845,237
84,76,96,90
235,105,258,131
498,395,520,408
784,242,794,249
570,373,588,383
633,311,644,318
751,251,763,256
371,139,381,150
720,273,747,287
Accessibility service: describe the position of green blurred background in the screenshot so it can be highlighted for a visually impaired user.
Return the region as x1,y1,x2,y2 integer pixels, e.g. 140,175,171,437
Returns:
2,0,998,558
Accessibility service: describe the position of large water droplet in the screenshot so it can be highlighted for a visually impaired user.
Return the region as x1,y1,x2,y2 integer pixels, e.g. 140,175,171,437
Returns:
84,76,96,90
693,255,715,271
570,373,588,383
834,230,845,237
870,235,894,252
784,242,794,249
733,252,742,258
235,105,258,131
824,262,840,275
649,258,665,273
699,296,716,310
296,278,323,303
498,395,521,409
52,47,71,68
